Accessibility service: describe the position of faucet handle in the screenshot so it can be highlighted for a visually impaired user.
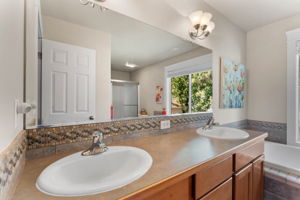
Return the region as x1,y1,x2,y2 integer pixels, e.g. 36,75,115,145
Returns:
206,116,214,125
82,131,108,156
93,131,103,143
93,131,102,136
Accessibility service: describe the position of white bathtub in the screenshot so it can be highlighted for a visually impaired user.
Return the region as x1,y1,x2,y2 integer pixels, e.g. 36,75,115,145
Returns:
265,141,300,178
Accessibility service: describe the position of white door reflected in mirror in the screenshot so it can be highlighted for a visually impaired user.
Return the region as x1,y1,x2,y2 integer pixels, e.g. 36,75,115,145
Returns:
41,40,96,125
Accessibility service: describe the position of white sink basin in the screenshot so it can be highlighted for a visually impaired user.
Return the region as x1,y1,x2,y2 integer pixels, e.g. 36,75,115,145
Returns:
196,127,249,140
36,146,152,197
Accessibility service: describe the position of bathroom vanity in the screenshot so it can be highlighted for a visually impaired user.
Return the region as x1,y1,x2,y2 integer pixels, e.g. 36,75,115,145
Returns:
13,128,267,200
124,130,265,200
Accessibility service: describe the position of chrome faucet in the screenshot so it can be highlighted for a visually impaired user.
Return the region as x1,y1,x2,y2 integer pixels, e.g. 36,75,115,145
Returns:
81,131,108,156
202,116,219,130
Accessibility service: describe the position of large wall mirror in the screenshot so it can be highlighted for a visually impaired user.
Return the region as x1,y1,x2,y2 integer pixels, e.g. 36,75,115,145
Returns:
25,0,213,128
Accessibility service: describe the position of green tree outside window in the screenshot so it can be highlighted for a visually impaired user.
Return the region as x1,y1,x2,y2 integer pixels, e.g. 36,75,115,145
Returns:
171,71,212,114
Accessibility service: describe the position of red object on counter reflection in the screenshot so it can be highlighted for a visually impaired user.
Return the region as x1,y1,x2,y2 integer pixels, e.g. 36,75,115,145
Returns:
162,108,167,115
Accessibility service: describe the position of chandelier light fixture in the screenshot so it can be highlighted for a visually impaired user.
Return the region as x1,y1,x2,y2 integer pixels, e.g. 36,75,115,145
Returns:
188,10,215,40
79,0,108,12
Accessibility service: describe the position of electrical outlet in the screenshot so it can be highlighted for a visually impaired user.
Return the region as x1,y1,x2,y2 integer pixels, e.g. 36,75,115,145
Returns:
160,120,170,129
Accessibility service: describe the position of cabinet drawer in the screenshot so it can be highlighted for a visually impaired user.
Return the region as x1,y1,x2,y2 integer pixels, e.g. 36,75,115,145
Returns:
141,177,193,200
235,141,264,171
195,156,233,199
199,178,232,200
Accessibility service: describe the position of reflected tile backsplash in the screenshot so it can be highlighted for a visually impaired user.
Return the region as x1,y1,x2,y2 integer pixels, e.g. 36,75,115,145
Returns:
26,113,213,158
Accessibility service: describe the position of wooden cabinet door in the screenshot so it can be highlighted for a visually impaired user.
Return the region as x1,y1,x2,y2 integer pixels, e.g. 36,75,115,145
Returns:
234,164,253,200
252,156,264,200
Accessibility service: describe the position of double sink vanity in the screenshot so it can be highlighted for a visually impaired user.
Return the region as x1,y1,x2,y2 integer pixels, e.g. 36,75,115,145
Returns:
14,126,267,200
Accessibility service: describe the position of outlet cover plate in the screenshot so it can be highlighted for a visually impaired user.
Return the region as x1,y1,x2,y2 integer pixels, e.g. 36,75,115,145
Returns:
160,120,171,129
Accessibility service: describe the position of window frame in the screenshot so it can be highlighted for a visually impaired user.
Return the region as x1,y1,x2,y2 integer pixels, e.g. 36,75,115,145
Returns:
287,28,300,147
164,54,213,115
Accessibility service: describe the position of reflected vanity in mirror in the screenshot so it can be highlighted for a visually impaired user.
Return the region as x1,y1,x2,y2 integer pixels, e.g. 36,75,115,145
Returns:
25,0,213,128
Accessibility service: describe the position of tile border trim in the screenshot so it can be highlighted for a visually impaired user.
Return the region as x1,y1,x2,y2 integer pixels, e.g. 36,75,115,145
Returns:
246,120,287,144
247,120,287,131
0,130,27,200
26,117,288,158
27,113,213,150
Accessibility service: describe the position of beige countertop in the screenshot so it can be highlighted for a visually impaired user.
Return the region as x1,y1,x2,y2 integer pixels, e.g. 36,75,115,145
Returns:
13,128,267,200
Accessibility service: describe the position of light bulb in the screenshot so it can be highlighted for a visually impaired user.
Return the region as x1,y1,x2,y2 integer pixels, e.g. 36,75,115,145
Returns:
206,21,215,33
200,12,212,26
189,10,203,27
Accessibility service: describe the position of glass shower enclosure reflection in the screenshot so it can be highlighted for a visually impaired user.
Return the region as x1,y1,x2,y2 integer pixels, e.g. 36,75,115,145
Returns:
112,80,139,120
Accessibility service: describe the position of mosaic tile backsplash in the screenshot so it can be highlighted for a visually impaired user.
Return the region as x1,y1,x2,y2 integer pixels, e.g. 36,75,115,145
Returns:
220,119,287,144
27,113,213,150
246,120,287,144
0,130,27,200
26,112,287,159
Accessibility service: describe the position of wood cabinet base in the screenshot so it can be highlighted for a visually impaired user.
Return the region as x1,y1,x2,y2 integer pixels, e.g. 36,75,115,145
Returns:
123,140,265,200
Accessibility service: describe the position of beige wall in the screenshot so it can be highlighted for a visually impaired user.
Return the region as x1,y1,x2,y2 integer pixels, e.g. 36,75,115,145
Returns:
131,48,211,115
0,0,24,152
247,14,300,123
43,16,112,122
111,70,131,81
104,0,247,124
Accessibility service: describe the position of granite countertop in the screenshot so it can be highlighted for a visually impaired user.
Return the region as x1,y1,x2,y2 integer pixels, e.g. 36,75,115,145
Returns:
13,128,267,200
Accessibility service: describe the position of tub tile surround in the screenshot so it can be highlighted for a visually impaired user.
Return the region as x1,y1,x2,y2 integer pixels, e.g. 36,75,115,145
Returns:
0,130,27,200
26,113,212,158
265,167,300,200
264,166,300,185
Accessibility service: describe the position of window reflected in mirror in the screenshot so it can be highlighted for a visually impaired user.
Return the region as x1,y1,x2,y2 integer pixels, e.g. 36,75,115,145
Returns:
171,71,212,114
192,71,213,113
171,75,189,114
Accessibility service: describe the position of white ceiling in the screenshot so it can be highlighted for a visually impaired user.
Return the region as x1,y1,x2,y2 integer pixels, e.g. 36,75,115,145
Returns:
41,0,208,71
204,0,300,31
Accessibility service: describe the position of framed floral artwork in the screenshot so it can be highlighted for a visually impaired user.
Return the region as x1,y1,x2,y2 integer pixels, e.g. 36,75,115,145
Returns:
155,85,163,104
220,58,246,108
